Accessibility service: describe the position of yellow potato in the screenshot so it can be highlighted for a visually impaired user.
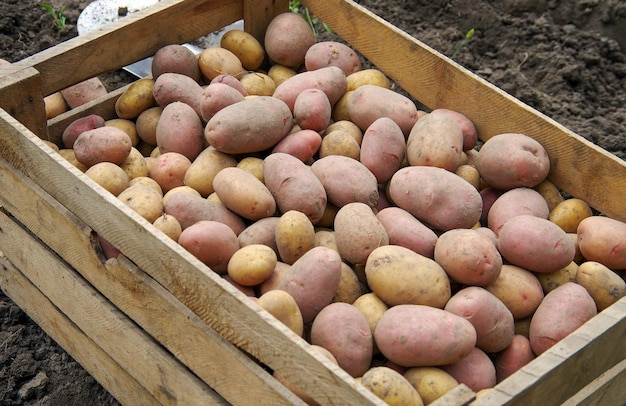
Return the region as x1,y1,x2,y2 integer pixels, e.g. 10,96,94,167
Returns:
256,289,303,336
184,148,237,197
119,147,149,180
227,244,278,286
115,78,157,119
128,176,163,196
319,129,361,160
361,367,424,406
135,106,163,146
455,164,480,189
267,64,297,87
58,149,89,172
152,213,182,241
352,292,388,353
576,261,626,311
106,118,139,146
346,68,392,91
198,47,245,81
534,179,564,211
275,210,316,265
331,90,352,122
536,261,579,294
44,91,68,119
236,156,265,183
239,72,276,96
549,198,593,233
85,162,129,196
332,262,362,304
324,120,363,144
314,229,338,253
403,367,459,405
220,29,265,71
117,184,164,223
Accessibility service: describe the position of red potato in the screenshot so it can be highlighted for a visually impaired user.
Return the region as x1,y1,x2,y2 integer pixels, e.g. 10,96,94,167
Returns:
495,335,535,383
264,12,315,68
374,304,476,367
376,207,438,258
162,192,245,234
61,114,106,148
272,66,348,111
441,347,496,392
152,72,204,119
200,83,246,122
310,302,373,378
347,84,419,136
60,77,108,108
151,44,201,82
237,216,280,254
204,96,294,154
359,117,406,184
177,220,240,274
430,108,478,151
311,155,379,208
304,41,362,75
210,74,249,97
263,153,327,224
277,246,343,323
406,112,464,172
480,187,504,226
497,215,575,273
577,216,626,270
487,187,549,236
156,101,204,161
334,202,389,266
148,151,191,193
73,126,133,167
529,282,597,355
293,88,332,132
271,129,322,162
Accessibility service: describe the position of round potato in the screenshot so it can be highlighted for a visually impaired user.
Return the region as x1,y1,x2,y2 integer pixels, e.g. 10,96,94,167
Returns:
148,151,192,193
487,187,550,236
484,264,544,319
151,44,201,82
198,47,245,81
311,155,379,208
549,198,593,233
494,334,535,383
85,162,129,196
294,88,332,132
239,72,276,96
152,213,182,241
346,68,391,91
267,64,297,87
403,367,458,405
264,12,315,68
319,129,361,160
361,367,423,405
73,126,133,167
135,106,162,146
227,244,277,286
304,41,361,75
117,184,164,223
577,216,626,270
257,289,304,337
441,347,496,392
406,112,464,172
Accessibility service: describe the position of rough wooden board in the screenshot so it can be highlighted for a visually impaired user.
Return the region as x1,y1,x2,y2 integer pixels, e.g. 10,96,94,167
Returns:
302,0,626,222
430,384,476,406
0,109,384,406
0,66,47,138
0,154,305,405
562,358,626,406
0,251,160,406
0,210,226,405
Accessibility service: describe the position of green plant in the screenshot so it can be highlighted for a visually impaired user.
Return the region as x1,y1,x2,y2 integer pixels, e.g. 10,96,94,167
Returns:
450,28,475,60
289,0,331,35
40,3,67,29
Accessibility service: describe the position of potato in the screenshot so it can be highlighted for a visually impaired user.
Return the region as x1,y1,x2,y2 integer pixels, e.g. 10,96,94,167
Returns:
434,228,502,286
365,245,451,308
485,264,544,319
311,155,379,208
162,185,201,206
444,286,515,353
106,118,139,147
479,187,503,225
360,117,406,184
117,184,164,223
274,210,316,265
271,129,322,162
331,91,352,122
577,216,626,270
494,334,535,383
178,220,240,274
163,187,246,234
475,133,550,190
257,290,304,336
406,112,464,171
128,176,163,195
376,207,438,258
199,82,246,122
135,106,162,146
210,74,249,96
440,347,496,392
263,153,327,224
388,166,483,231
534,179,564,211
315,229,338,253
220,29,265,71
549,198,593,233
238,216,279,253
310,302,373,378
264,12,315,68
151,44,201,82
227,244,277,286
61,114,106,148
346,68,391,91
85,162,129,196
352,292,388,352
258,261,291,295
528,282,597,355
267,64,297,87
576,261,626,311
183,147,237,197
304,41,361,75
198,47,245,81
73,126,133,167
325,120,363,143
61,77,108,109
119,147,148,180
44,91,68,119
236,156,265,182
152,73,204,118
487,187,549,236
497,215,575,273
536,261,579,294
272,66,347,113
152,213,182,241
205,96,293,154
455,164,480,189
347,84,419,136
361,367,423,405
403,367,458,405
375,304,476,367
155,101,204,161
239,72,276,97
429,108,478,151
277,246,343,323
294,88,332,132
319,129,361,160
334,202,389,266
148,151,192,193
58,149,88,171
213,167,276,221
332,263,362,304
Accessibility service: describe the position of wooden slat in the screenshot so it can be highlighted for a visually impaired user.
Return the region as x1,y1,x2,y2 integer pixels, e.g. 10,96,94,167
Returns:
0,156,304,405
0,67,47,138
562,358,626,406
0,109,384,405
243,0,289,43
430,384,476,406
0,252,159,406
302,0,626,222
0,212,225,405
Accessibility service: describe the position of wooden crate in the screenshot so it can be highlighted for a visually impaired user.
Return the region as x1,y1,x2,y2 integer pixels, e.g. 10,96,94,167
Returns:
0,0,625,404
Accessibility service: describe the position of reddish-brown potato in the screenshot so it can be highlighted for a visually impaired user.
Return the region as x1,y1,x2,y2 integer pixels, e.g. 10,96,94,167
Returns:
61,114,106,148
152,72,204,118
577,216,626,270
311,155,379,208
151,44,201,82
273,66,348,112
264,12,315,68
156,101,204,161
487,187,549,236
376,207,438,258
200,82,246,122
61,77,108,108
163,192,245,234
304,41,362,75
177,220,240,274
148,151,191,193
73,126,133,167
441,347,496,392
271,129,322,162
359,117,406,184
406,112,464,172
430,108,478,151
293,88,332,132
494,335,535,383
334,202,389,266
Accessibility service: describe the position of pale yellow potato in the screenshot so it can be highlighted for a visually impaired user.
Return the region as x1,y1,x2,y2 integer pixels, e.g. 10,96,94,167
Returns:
536,261,579,294
534,179,564,211
236,156,265,183
239,72,276,96
44,91,68,119
227,244,278,286
331,90,352,122
184,148,237,197
549,198,593,233
346,68,392,91
455,164,480,189
85,162,129,196
333,262,362,304
213,167,276,221
120,147,149,180
106,118,139,146
314,229,338,253
58,149,89,172
152,213,182,241
361,367,424,406
352,292,388,353
576,261,626,311
324,120,363,145
267,64,297,87
484,264,544,319
135,106,163,146
404,367,459,405
198,47,244,81
220,29,265,71
117,184,164,223
275,210,316,265
319,129,361,160
257,289,303,336
128,176,163,196
42,140,60,153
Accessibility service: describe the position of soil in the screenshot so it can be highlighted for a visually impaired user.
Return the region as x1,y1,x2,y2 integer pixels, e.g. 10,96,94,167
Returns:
0,0,624,404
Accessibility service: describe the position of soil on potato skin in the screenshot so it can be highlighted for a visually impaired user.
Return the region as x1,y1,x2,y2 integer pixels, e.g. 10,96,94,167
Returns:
0,0,625,404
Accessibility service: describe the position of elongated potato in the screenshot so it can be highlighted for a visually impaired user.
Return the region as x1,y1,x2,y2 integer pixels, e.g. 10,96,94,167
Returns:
484,264,544,319
183,147,237,197
73,126,133,167
213,167,276,221
62,114,106,148
178,220,240,274
487,187,549,236
220,29,265,71
311,155,379,208
275,210,316,265
257,290,303,337
360,117,406,184
272,66,347,111
575,261,626,310
162,192,245,234
406,112,464,172
334,202,389,266
441,347,496,392
156,101,204,161
376,207,438,259
198,47,244,81
304,41,362,75
577,216,626,270
360,367,423,405
152,72,204,118
200,82,246,122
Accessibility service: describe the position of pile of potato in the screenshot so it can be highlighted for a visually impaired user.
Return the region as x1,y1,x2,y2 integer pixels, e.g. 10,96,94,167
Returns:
52,11,626,405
